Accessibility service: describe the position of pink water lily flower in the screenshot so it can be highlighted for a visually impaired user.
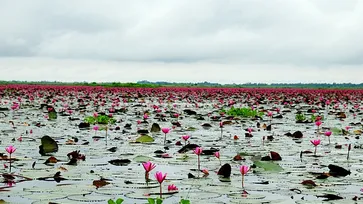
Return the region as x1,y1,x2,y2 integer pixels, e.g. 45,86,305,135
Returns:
315,121,322,127
311,139,321,156
6,145,16,172
6,145,16,154
182,135,190,141
142,161,156,185
310,139,321,146
247,127,252,134
194,147,203,172
240,165,250,175
143,114,149,120
214,151,220,159
162,128,170,134
155,171,167,198
167,184,178,191
194,147,203,155
325,131,332,144
142,161,156,172
162,127,171,145
214,151,221,166
182,135,190,145
240,165,250,188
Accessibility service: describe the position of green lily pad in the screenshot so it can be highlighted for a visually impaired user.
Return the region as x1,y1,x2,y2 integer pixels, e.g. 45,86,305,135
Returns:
253,161,284,172
186,127,197,131
331,127,342,135
39,136,59,156
135,135,154,143
48,111,57,120
133,155,154,163
239,152,252,156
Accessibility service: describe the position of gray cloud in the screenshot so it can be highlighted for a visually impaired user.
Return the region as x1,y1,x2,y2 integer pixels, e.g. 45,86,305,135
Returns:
0,0,362,82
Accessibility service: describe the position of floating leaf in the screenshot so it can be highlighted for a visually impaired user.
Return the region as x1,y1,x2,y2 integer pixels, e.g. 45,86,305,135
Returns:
150,123,161,132
328,164,350,177
217,163,231,179
301,180,317,188
133,155,154,163
48,111,57,120
44,156,58,164
39,136,58,156
331,127,342,135
270,151,282,161
93,179,110,189
353,130,362,135
108,159,131,166
317,194,343,201
253,161,284,172
135,135,154,143
186,127,197,131
178,144,199,153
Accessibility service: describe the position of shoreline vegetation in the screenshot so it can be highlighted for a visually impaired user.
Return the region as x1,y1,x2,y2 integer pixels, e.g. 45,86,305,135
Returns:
0,80,363,89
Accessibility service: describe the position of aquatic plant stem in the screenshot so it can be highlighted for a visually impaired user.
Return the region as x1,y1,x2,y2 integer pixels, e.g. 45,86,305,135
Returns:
242,174,245,189
314,146,317,156
197,155,200,172
220,128,223,140
9,154,12,172
145,172,149,186
159,184,163,199
164,133,166,145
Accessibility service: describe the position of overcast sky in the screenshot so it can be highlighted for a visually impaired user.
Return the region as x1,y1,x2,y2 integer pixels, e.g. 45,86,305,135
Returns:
0,0,362,84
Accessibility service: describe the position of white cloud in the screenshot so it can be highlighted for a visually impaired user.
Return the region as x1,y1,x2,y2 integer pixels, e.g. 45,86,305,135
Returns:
0,57,362,84
0,0,362,82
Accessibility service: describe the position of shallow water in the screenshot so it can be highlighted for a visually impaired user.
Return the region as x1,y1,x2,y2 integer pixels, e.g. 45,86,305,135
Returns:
1,89,363,204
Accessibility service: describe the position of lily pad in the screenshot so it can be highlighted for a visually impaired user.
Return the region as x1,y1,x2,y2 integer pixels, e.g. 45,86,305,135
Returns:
133,155,154,163
253,161,284,172
135,135,154,143
39,136,59,156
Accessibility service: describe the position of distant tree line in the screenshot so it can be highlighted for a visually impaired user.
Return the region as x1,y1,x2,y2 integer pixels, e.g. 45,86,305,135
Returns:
0,80,362,89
